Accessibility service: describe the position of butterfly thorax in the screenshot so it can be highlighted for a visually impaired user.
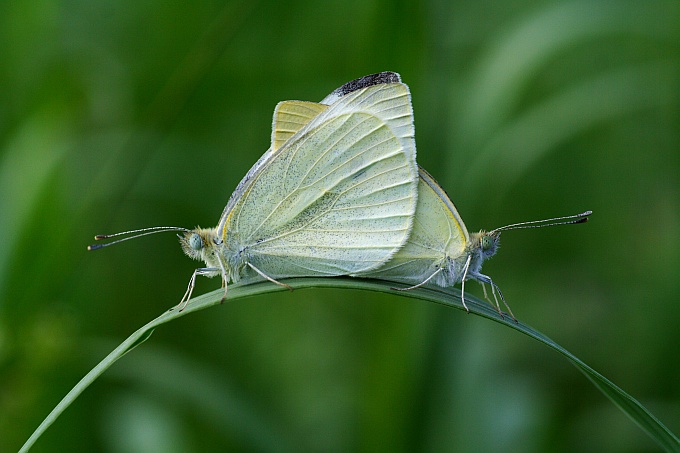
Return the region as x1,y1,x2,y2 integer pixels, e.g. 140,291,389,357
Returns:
226,241,253,284
434,255,467,287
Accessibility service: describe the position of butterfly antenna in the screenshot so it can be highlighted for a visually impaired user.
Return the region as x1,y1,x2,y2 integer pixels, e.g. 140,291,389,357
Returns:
491,211,592,233
88,226,190,250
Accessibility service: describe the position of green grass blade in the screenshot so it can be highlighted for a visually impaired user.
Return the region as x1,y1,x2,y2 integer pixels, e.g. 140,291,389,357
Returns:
20,277,680,452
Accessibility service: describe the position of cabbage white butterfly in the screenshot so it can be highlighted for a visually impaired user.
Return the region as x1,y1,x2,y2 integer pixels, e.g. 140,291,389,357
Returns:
90,73,419,309
238,72,591,319
366,167,591,319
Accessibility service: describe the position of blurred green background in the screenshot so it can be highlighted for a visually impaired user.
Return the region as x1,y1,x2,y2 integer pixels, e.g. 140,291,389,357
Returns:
1,0,678,451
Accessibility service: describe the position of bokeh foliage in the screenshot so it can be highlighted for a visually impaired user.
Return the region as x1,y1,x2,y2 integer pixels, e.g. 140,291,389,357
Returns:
1,0,678,451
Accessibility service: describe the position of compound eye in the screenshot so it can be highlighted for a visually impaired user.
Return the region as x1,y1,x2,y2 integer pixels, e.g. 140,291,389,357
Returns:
189,233,204,251
481,235,493,251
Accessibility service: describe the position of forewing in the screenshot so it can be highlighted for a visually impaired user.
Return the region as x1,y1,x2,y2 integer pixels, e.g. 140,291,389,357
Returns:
224,82,417,275
218,72,402,230
365,167,469,283
320,71,402,105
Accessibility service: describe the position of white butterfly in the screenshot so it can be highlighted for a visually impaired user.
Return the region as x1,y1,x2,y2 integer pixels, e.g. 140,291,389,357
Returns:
90,72,419,309
277,73,591,320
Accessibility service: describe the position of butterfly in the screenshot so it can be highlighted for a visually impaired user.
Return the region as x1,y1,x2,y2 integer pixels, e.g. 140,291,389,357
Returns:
270,72,591,320
365,167,591,319
89,72,419,309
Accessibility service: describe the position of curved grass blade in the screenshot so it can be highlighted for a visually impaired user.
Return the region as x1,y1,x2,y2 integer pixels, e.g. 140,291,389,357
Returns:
20,278,680,452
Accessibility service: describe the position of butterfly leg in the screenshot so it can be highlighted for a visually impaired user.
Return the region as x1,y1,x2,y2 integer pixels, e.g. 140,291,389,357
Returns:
491,281,517,323
247,263,293,291
459,255,472,313
216,256,230,303
474,273,517,323
172,268,218,312
392,267,443,291
480,281,490,301
175,270,198,312
488,282,503,316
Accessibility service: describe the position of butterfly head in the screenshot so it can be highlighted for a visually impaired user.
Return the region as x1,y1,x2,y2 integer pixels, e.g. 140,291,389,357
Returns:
179,227,221,266
479,230,501,259
469,230,501,261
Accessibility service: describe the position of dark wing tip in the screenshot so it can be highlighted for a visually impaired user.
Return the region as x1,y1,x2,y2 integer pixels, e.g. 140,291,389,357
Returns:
332,72,402,98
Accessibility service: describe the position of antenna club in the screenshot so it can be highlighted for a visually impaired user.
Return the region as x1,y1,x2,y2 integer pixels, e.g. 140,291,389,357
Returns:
87,244,104,251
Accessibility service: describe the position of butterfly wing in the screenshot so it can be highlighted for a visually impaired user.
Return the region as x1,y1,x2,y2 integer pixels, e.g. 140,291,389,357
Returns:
364,167,469,285
219,72,403,225
220,82,418,278
271,101,329,151
320,71,402,105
